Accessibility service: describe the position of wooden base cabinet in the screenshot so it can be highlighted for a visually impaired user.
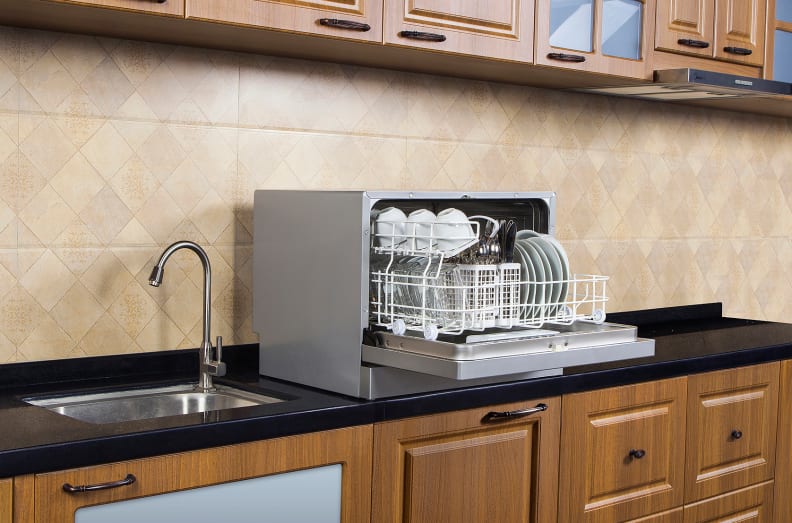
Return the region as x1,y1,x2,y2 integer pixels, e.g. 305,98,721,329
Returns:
685,362,779,503
14,425,372,523
0,478,10,523
558,377,688,523
774,359,792,522
683,480,774,522
372,397,560,523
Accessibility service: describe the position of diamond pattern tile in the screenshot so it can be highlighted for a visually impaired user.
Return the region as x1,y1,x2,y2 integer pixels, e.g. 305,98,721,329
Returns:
0,25,791,362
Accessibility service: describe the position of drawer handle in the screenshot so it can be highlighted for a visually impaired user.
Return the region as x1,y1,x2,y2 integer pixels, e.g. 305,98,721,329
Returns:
547,52,586,63
677,38,710,49
398,31,447,42
481,403,548,422
731,429,743,440
629,449,646,459
318,18,371,32
723,46,752,56
63,474,136,493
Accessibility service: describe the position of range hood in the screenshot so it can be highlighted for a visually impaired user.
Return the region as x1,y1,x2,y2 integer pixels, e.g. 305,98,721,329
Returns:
579,68,792,101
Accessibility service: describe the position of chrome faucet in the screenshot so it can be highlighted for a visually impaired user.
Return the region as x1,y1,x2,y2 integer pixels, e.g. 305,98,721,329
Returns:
148,241,226,392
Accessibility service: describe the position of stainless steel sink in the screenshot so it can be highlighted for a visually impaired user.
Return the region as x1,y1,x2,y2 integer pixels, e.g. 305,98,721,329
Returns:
24,383,284,424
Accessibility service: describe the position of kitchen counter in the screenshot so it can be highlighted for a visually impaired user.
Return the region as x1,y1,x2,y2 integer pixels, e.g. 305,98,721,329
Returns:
2,303,792,478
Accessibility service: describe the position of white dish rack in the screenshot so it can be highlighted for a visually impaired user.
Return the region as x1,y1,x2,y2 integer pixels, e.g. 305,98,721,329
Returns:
370,233,608,340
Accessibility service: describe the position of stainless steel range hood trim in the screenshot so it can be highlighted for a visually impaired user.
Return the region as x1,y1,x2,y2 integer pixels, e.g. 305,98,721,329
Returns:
578,68,792,101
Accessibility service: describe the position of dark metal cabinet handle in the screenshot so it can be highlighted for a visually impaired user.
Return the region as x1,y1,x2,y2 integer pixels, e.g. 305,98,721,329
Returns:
482,403,548,422
547,53,586,63
723,46,752,56
731,429,743,439
318,18,371,32
398,30,446,42
629,449,646,459
156,0,166,3
677,38,710,49
63,474,136,493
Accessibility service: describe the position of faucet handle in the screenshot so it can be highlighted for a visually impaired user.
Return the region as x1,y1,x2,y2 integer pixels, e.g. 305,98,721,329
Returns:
215,335,223,362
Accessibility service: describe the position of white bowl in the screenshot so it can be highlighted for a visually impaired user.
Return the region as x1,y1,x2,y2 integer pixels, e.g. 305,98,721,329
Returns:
374,207,407,248
435,208,475,254
406,209,436,252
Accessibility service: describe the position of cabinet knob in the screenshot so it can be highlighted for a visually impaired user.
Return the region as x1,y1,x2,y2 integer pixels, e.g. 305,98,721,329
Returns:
628,449,646,459
731,429,743,440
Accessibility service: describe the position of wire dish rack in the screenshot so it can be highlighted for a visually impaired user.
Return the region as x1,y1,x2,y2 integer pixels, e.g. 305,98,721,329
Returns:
369,236,608,341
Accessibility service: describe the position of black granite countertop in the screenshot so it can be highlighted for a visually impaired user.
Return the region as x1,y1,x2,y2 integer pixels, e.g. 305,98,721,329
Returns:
3,303,792,478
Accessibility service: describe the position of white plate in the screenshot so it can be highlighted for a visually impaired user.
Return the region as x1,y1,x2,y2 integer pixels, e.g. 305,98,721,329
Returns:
515,240,547,320
519,239,552,309
526,236,563,307
517,230,570,305
512,243,537,320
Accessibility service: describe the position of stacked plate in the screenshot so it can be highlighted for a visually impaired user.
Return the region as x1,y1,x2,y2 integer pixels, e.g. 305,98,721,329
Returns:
512,231,570,321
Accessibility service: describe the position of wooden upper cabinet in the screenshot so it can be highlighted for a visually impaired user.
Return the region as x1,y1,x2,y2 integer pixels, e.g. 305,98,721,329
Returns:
535,0,656,79
558,377,688,523
372,397,560,523
46,0,183,16
186,0,383,43
384,0,534,63
655,0,766,66
684,362,779,503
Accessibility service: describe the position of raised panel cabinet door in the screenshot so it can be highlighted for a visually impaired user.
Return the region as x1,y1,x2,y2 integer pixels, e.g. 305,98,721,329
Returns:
655,0,715,57
384,0,534,63
714,0,766,65
372,397,560,523
558,377,688,523
0,478,10,523
32,425,373,523
45,0,183,16
535,0,655,78
186,0,383,43
684,362,779,503
773,359,792,523
683,480,774,522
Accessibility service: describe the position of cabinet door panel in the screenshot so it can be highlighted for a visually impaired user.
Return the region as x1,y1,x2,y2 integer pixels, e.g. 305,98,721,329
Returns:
655,0,714,57
685,362,778,502
384,0,534,63
373,397,560,523
773,360,792,522
714,0,766,65
558,377,687,523
186,0,383,43
46,0,183,16
0,478,10,523
683,480,774,523
34,426,372,523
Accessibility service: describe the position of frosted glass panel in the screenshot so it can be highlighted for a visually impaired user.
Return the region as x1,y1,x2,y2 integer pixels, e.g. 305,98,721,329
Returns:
602,0,643,59
778,0,792,23
550,0,594,52
774,30,792,82
75,464,342,523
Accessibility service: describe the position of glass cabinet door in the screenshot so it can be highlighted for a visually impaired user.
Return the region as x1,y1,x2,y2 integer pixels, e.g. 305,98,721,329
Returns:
602,0,643,59
549,0,594,52
770,0,792,81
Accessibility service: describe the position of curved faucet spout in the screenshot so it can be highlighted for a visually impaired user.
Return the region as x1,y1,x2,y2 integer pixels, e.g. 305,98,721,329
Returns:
148,241,225,391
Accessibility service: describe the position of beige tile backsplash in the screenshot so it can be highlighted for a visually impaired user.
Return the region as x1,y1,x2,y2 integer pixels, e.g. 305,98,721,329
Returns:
0,25,791,362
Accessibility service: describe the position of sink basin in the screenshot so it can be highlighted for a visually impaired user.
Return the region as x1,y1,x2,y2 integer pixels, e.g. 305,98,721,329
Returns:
24,384,284,424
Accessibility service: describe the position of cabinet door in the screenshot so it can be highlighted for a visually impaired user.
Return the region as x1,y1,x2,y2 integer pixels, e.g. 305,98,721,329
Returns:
32,425,372,523
765,0,792,80
186,0,383,43
535,0,655,78
384,0,534,63
683,480,774,522
773,359,792,522
684,362,779,503
558,377,688,523
46,0,183,16
714,0,766,65
0,478,10,523
655,0,714,56
372,397,560,523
